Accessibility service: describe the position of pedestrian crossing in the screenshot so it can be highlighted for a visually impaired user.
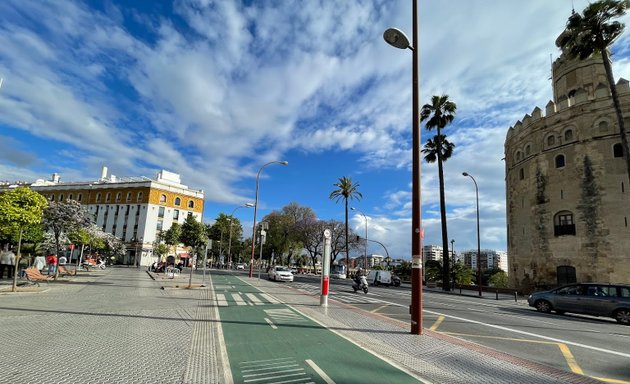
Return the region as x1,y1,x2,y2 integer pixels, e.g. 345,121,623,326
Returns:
213,282,392,307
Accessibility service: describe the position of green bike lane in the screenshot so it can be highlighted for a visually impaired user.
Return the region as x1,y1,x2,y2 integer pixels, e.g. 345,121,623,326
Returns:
213,273,424,384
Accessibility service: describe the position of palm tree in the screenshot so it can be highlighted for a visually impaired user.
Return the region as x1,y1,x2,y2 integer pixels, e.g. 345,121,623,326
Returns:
558,0,630,183
420,94,457,291
421,134,455,163
329,177,362,277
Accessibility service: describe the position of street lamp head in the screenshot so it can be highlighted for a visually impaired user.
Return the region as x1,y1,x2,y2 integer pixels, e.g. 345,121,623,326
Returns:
383,28,411,50
244,203,255,207
279,161,289,165
462,172,469,177
350,207,356,211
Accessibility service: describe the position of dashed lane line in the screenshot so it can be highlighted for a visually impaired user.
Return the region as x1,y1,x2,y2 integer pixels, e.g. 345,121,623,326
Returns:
232,293,247,305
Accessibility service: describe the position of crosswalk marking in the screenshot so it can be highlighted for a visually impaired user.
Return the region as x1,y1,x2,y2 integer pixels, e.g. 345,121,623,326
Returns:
246,293,264,305
232,293,247,305
216,293,228,306
260,293,279,304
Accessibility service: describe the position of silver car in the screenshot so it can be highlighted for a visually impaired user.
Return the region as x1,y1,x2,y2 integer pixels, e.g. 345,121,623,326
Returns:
527,283,630,325
268,266,294,282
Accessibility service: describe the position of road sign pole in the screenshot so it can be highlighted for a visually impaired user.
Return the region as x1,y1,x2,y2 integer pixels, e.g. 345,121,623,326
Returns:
320,229,332,307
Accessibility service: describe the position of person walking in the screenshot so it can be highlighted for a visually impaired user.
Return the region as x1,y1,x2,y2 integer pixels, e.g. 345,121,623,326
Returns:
46,253,58,276
34,254,46,272
0,244,12,279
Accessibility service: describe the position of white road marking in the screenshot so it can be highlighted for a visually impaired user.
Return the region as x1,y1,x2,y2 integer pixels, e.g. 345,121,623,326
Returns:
216,293,228,306
305,359,335,384
265,317,277,329
232,293,246,305
261,293,280,304
246,293,264,305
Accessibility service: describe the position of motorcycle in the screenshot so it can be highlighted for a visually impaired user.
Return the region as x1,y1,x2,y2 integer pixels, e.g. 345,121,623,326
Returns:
352,274,369,294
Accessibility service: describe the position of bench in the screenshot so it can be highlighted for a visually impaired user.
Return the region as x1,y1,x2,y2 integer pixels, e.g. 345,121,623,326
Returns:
57,265,76,276
24,267,54,284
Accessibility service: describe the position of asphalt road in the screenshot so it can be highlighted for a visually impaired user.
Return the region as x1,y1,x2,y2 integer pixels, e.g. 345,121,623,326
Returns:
265,272,630,384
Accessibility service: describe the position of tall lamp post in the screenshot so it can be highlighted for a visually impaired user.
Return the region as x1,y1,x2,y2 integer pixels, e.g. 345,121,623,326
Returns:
249,160,289,278
463,172,482,297
351,207,368,270
383,0,422,334
227,203,254,269
450,239,455,289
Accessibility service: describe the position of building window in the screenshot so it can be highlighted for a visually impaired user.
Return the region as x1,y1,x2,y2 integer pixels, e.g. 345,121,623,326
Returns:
106,193,111,202
519,169,524,180
555,154,565,168
68,194,73,200
158,206,165,218
564,129,573,141
59,194,64,202
175,197,181,206
525,144,531,155
173,209,179,220
77,193,82,202
599,121,609,132
156,221,163,231
547,135,555,146
116,192,121,202
554,211,576,236
614,143,623,158
96,193,101,203
188,200,194,209
515,151,522,161
126,192,132,202
137,192,143,202
160,194,167,203
49,194,54,201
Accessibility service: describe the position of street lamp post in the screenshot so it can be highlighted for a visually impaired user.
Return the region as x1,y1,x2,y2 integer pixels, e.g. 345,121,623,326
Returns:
463,172,482,297
450,239,455,290
351,207,368,270
227,203,254,269
383,0,422,335
249,161,289,278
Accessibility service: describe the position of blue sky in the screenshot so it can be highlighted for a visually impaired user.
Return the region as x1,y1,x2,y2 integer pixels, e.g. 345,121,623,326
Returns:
1,1,630,260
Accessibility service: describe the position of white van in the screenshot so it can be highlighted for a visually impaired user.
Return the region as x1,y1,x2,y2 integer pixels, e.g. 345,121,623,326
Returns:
366,270,392,286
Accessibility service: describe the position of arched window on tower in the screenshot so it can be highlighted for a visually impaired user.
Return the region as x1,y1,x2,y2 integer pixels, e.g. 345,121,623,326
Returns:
613,143,624,158
564,129,573,141
547,135,555,147
554,211,576,236
555,154,565,168
525,144,531,156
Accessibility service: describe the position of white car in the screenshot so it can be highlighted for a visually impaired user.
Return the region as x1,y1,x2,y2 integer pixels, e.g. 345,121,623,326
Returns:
236,263,246,270
268,266,294,282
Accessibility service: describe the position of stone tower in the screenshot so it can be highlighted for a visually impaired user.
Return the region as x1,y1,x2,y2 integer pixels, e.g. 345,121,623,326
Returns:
504,30,630,294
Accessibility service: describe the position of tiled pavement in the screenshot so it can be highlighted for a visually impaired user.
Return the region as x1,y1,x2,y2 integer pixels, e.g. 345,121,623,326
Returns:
0,268,604,384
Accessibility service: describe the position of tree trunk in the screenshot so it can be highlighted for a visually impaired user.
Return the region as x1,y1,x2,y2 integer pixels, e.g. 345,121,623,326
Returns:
11,228,23,292
436,127,450,291
602,49,630,185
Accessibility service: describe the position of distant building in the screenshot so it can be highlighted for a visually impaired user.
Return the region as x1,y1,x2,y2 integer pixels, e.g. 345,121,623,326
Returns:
504,26,630,292
422,245,456,264
20,167,204,266
461,250,508,273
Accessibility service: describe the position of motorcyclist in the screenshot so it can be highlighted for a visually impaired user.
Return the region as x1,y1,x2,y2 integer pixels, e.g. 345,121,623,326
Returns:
355,268,364,286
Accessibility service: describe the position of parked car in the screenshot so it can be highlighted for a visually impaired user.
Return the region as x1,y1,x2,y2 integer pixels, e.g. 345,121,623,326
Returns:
527,283,630,325
391,274,401,287
236,263,245,270
268,266,294,282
